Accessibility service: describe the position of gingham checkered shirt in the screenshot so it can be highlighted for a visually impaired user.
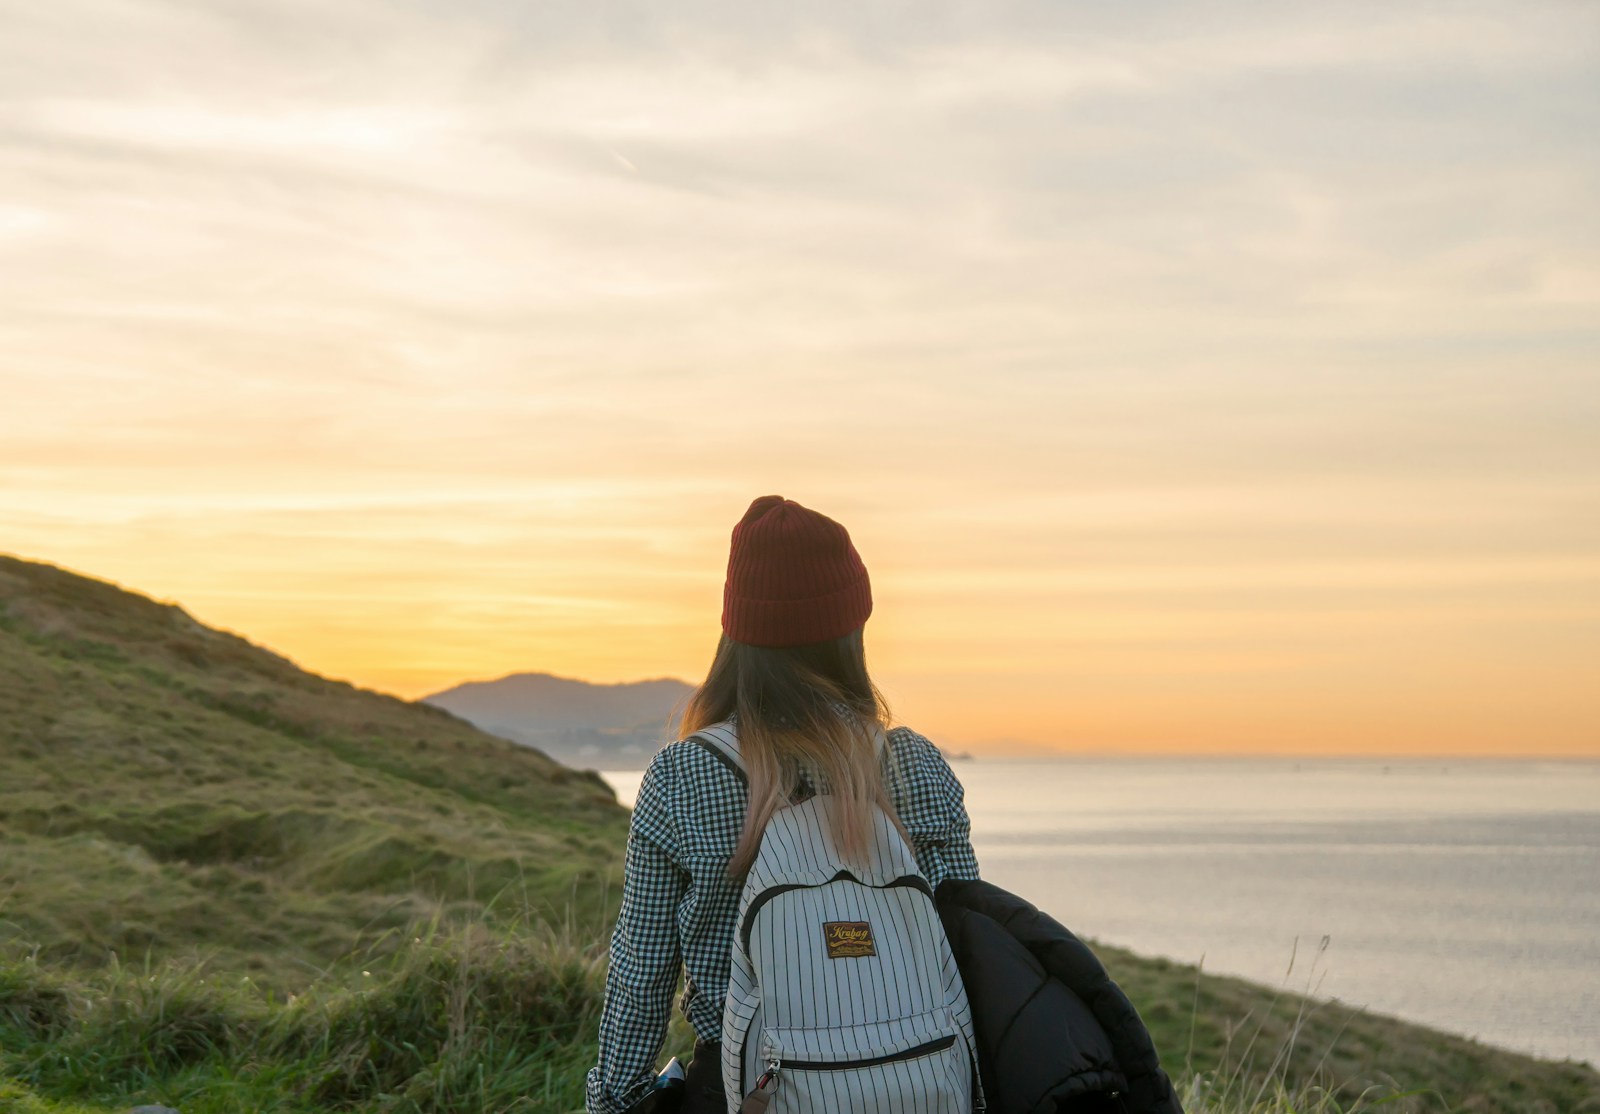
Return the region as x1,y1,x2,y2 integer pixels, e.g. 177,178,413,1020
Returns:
584,723,981,1114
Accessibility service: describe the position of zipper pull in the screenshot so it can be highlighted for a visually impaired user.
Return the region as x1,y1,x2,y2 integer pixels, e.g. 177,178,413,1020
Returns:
739,1059,781,1114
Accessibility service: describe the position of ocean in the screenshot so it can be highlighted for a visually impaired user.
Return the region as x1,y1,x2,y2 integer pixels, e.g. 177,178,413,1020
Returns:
602,757,1600,1067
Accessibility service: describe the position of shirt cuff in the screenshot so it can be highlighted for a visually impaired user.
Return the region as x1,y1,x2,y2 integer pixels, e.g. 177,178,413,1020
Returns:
585,1065,656,1114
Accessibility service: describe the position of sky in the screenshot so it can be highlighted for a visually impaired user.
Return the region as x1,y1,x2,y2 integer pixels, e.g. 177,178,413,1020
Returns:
3,0,1598,756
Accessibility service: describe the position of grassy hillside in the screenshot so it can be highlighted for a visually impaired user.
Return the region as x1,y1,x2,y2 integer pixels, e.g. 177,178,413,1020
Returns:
0,553,627,984
2,553,1596,1113
1110,943,1600,1114
3,917,1595,1114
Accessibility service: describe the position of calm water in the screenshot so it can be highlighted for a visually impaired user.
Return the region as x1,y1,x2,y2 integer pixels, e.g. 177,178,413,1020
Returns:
601,759,1600,1067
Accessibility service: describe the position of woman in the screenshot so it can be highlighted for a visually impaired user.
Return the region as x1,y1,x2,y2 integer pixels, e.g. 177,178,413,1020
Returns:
584,495,981,1114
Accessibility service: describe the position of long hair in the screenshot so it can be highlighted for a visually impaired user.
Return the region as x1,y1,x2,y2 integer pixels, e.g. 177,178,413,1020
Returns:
679,628,902,878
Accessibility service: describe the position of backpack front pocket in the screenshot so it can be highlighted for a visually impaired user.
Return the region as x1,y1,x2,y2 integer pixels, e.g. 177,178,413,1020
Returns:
743,1010,971,1114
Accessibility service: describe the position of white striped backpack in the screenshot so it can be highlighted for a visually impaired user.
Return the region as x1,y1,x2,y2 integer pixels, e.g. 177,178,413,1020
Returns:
692,724,982,1114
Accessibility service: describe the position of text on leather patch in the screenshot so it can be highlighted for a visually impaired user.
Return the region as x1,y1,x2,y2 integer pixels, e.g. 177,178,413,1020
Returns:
823,921,876,958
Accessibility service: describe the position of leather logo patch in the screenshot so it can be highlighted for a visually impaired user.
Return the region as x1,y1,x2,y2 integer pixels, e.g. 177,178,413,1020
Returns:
823,921,876,959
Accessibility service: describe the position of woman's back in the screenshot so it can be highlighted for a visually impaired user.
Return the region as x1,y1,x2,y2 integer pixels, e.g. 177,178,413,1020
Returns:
584,497,981,1114
622,723,976,1035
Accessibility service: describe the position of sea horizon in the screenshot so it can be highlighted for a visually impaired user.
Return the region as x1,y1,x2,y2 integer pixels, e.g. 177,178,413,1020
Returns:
601,756,1600,1069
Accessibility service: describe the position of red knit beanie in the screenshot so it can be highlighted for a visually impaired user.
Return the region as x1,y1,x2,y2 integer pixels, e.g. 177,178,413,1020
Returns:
721,495,873,648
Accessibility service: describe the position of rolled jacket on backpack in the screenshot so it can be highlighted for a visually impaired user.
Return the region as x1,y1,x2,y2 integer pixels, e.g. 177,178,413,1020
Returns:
935,879,1185,1114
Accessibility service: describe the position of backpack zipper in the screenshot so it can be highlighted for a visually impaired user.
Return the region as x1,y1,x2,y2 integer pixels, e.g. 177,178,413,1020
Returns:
779,1033,957,1071
740,1035,958,1111
738,871,932,953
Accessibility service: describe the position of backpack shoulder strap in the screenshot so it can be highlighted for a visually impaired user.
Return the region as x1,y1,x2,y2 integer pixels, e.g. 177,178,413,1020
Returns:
689,722,746,786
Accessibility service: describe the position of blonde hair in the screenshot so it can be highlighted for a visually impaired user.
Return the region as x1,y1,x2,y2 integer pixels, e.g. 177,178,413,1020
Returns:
679,631,904,878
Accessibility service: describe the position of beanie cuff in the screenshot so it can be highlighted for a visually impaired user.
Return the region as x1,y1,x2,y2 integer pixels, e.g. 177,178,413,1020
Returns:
723,577,873,648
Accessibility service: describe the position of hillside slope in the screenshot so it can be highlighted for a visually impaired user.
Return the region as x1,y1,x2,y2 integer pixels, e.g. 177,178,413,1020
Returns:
0,554,627,985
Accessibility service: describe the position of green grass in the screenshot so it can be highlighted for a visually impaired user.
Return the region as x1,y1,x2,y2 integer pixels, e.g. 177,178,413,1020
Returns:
4,913,1595,1114
2,552,1597,1113
1108,940,1600,1114
0,553,628,986
0,914,622,1113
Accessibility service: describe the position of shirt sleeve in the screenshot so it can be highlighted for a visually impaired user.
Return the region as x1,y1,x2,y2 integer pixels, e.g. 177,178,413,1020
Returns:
887,728,982,889
585,751,687,1114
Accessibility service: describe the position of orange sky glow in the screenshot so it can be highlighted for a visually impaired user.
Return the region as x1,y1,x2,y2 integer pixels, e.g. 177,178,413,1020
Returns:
3,2,1597,756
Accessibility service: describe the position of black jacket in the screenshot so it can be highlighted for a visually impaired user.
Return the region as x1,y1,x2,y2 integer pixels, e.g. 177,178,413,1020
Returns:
936,879,1185,1114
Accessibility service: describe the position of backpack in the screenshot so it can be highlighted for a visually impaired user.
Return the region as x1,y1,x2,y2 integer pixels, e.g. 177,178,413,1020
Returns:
692,723,982,1114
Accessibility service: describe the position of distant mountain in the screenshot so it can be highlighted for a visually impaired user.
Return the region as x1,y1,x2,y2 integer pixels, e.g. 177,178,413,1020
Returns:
424,673,694,769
